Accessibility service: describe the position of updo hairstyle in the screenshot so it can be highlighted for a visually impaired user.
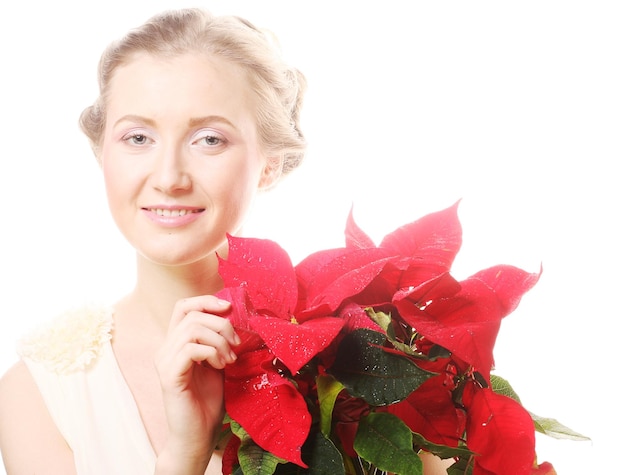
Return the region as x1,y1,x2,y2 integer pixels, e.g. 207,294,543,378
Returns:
79,8,307,177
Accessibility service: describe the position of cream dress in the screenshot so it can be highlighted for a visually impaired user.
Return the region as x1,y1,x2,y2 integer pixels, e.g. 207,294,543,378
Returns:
19,305,156,474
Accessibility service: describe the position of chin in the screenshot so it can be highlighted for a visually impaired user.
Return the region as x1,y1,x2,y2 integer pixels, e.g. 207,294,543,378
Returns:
138,247,216,268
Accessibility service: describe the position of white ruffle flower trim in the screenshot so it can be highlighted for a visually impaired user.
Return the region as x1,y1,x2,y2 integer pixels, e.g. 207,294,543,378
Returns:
18,304,114,375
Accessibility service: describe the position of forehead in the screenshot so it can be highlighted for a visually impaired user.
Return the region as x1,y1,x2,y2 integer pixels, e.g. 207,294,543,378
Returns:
105,52,258,127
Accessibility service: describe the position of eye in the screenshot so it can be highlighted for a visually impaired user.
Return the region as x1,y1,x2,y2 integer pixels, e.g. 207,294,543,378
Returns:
122,132,153,146
130,134,147,145
192,130,227,149
203,135,222,146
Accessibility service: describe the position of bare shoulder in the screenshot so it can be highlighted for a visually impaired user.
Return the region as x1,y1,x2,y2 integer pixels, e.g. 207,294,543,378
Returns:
0,360,76,474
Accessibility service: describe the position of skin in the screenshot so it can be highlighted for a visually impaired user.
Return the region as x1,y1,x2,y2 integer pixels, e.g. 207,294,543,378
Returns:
0,52,275,475
0,52,451,474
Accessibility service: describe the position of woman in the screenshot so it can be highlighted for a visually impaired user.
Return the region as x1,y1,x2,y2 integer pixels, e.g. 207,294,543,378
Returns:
0,8,449,474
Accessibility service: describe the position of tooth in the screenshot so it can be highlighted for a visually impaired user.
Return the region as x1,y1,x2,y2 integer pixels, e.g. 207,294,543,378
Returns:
151,208,195,216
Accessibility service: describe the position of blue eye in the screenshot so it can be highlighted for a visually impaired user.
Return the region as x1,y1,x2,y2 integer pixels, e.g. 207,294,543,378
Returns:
129,134,148,145
192,130,227,151
122,132,152,145
203,135,222,146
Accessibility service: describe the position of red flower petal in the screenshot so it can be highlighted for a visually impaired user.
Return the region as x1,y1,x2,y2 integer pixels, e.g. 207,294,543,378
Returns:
393,271,461,303
465,387,535,475
219,235,298,317
221,435,241,475
396,278,502,378
215,287,265,354
395,266,536,378
295,248,349,288
249,314,344,374
533,461,557,475
470,264,541,317
337,302,383,333
379,201,462,271
345,206,377,249
335,421,359,457
299,248,392,312
224,348,311,467
385,374,464,447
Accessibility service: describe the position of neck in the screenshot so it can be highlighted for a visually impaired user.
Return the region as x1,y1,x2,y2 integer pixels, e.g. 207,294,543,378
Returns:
119,251,225,334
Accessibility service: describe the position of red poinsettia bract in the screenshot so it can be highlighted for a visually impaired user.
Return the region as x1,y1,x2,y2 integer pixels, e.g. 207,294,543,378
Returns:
215,201,554,474
217,235,387,466
463,384,536,474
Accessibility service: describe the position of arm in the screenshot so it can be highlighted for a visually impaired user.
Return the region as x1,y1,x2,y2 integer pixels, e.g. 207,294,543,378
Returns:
0,360,77,475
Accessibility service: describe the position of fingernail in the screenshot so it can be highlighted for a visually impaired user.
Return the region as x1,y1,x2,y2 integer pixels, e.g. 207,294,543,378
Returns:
234,333,242,345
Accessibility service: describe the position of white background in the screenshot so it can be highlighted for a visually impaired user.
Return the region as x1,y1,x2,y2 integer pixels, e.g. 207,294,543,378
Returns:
1,1,624,473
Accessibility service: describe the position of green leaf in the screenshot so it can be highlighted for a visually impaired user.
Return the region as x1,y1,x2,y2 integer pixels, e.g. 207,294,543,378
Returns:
329,328,435,406
272,431,346,474
490,374,522,403
446,451,474,475
490,374,591,441
412,432,473,462
301,431,345,474
354,413,423,475
426,344,452,360
365,307,392,332
231,420,285,475
316,375,344,437
530,412,591,441
366,308,431,360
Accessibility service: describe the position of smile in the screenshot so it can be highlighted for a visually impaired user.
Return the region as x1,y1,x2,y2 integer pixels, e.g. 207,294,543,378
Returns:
148,208,203,217
141,207,205,228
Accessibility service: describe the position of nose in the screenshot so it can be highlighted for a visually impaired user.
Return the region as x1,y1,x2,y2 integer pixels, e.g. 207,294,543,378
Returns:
152,143,192,194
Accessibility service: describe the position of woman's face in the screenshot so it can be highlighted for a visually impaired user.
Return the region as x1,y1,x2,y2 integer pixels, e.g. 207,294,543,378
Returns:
100,52,271,267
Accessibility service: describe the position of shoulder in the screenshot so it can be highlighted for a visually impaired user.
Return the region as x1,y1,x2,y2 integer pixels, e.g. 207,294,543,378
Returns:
0,360,40,452
0,359,32,401
18,303,114,374
0,360,41,416
0,360,77,473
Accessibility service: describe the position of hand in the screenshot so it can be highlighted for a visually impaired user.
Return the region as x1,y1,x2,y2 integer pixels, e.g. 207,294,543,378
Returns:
154,295,239,473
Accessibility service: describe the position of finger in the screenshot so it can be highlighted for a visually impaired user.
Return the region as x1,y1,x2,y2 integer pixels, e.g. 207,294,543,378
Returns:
175,309,241,348
172,342,231,374
186,321,238,364
156,342,229,388
162,317,238,365
169,295,232,330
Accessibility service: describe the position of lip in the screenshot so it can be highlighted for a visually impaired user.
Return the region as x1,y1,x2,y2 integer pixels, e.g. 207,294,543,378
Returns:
141,205,205,228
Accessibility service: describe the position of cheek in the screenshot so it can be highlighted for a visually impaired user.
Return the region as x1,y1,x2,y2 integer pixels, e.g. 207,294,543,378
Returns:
215,171,258,209
216,154,265,192
101,159,133,213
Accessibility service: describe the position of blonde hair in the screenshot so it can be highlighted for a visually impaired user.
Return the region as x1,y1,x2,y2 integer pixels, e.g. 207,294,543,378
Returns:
79,8,307,176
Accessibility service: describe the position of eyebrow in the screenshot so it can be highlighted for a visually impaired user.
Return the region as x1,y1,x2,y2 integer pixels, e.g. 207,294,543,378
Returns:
113,115,156,128
188,115,236,129
113,114,236,129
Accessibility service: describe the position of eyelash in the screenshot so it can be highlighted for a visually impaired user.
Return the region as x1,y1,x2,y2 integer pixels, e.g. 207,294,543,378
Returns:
123,133,150,145
195,132,225,147
119,130,227,148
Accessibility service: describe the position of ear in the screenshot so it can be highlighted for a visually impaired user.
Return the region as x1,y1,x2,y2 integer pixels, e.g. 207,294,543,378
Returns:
258,155,283,190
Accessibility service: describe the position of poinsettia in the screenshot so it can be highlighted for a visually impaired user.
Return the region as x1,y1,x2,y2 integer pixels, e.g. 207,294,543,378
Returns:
394,265,540,378
463,383,536,474
216,233,402,468
216,202,588,475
